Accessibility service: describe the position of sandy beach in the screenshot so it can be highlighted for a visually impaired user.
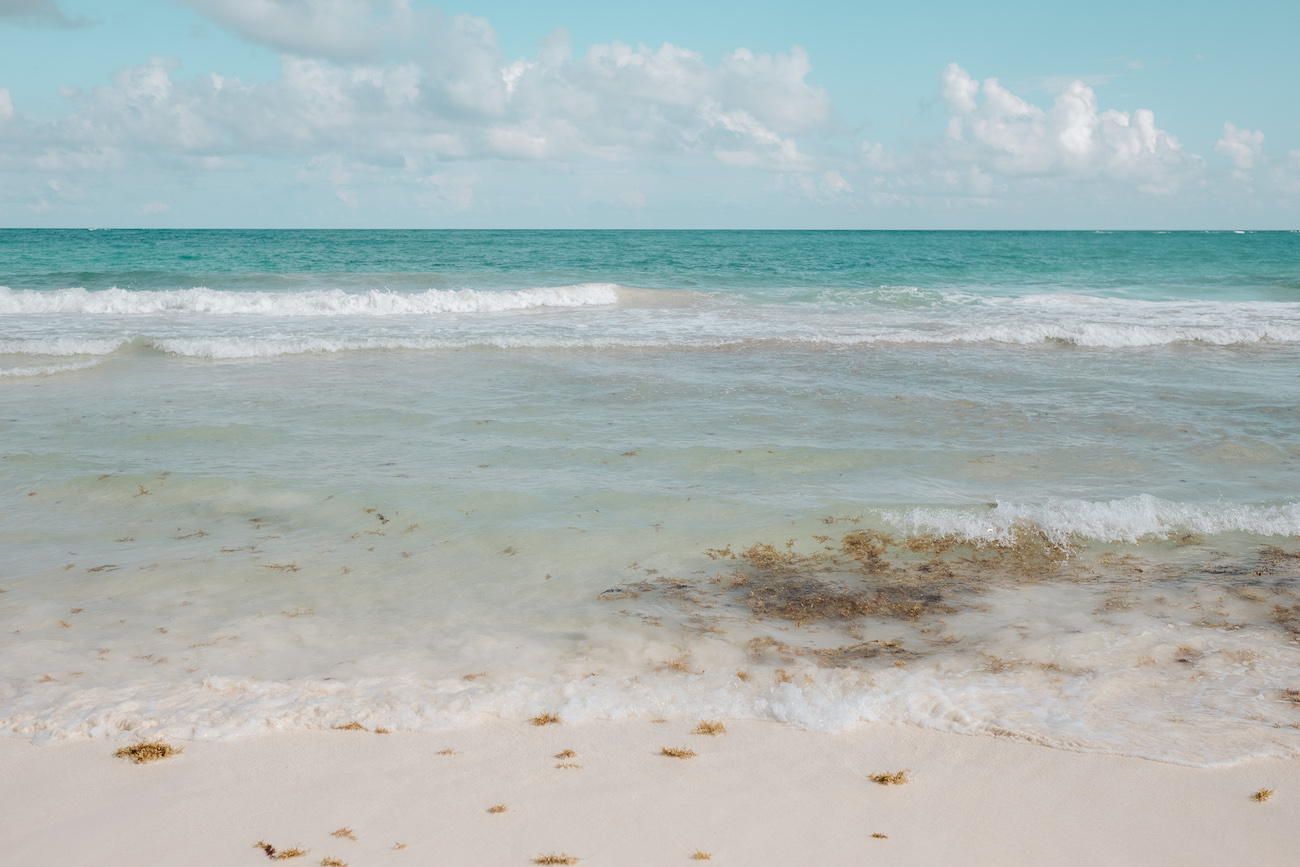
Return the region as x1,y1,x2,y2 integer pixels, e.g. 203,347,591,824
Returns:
2,720,1296,866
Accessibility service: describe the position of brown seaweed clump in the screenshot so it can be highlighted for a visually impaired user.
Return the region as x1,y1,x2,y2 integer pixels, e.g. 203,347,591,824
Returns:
113,740,182,764
694,527,1074,630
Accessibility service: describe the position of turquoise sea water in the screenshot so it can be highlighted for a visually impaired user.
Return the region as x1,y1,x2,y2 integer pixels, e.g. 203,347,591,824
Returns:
2,230,1299,763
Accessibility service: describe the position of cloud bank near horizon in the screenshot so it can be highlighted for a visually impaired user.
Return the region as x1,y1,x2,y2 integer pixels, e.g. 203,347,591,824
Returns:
0,0,1295,225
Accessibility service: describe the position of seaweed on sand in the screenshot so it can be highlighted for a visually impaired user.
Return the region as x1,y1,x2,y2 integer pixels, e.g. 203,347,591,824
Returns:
114,740,182,764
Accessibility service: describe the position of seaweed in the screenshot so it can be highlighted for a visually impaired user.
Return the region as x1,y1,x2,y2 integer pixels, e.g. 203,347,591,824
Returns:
114,740,182,764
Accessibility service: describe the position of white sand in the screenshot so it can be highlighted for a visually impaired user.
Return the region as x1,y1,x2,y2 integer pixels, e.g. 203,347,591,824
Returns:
1,720,1296,866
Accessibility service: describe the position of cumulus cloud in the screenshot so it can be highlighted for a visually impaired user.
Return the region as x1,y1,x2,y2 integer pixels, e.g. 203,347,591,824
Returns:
6,4,1288,221
937,63,1192,193
6,8,831,187
0,0,90,28
848,63,1228,212
1215,122,1264,176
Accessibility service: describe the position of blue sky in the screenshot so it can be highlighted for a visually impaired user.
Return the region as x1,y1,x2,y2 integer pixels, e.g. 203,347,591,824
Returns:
1,0,1296,228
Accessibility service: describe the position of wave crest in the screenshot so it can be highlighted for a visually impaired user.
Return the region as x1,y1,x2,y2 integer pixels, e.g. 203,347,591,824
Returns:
0,283,628,316
883,495,1300,546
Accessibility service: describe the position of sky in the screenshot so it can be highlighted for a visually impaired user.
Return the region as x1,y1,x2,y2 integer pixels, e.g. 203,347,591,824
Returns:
0,0,1297,228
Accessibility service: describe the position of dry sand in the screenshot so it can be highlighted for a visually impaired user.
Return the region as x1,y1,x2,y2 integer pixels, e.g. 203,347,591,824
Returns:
1,720,1296,866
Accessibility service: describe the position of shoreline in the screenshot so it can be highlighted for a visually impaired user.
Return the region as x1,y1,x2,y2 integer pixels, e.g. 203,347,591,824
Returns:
2,719,1296,866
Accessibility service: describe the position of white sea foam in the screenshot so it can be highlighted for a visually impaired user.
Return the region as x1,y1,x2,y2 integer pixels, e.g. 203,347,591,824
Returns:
2,286,1300,355
0,336,130,356
0,283,627,316
883,495,1300,546
3,652,1296,765
0,358,104,378
147,335,696,358
5,325,1297,359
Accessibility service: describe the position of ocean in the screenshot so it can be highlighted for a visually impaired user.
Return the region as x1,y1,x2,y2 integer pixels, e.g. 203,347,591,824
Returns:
2,229,1298,765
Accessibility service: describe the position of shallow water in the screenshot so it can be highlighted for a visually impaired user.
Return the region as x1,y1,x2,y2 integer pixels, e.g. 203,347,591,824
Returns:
2,230,1299,764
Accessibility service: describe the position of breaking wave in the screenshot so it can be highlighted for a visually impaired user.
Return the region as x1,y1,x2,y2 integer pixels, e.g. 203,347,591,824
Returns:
0,359,104,378
0,283,632,316
883,495,1300,547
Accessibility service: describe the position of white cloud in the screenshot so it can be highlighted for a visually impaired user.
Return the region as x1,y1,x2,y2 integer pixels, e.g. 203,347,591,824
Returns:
0,0,90,28
5,3,1292,223
1215,122,1264,174
850,64,1226,211
182,0,404,60
938,63,1191,191
941,61,979,115
822,169,851,194
6,13,831,187
703,102,807,170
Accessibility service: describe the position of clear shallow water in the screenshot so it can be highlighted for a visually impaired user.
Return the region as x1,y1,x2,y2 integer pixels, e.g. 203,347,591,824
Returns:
2,230,1299,764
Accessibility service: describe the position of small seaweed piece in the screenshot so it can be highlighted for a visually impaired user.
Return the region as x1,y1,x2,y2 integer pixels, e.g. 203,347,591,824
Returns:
114,740,182,764
869,770,910,785
487,804,508,813
530,712,561,726
872,833,888,839
554,749,576,759
255,841,309,860
533,855,578,865
332,722,367,731
693,721,726,736
322,858,347,867
329,828,356,840
691,851,713,860
1253,788,1275,802
661,746,697,759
